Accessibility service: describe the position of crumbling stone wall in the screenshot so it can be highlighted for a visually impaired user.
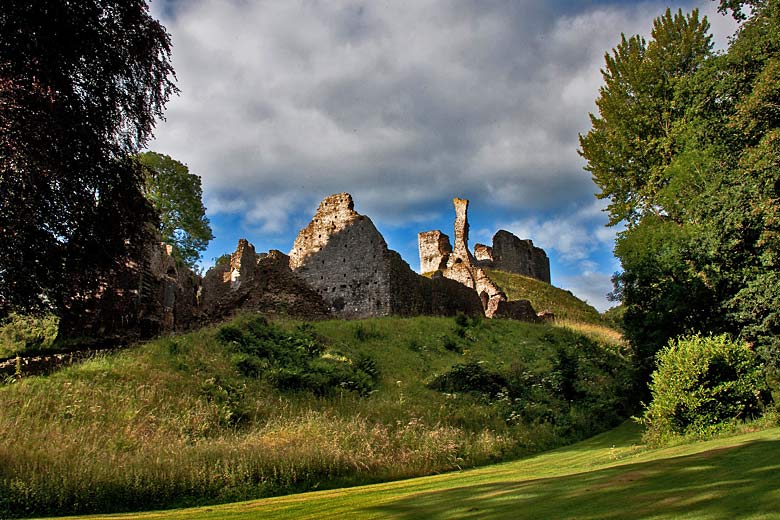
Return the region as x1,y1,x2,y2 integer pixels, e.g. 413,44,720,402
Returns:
290,193,482,318
418,230,452,273
289,193,395,318
58,241,201,340
450,198,475,265
417,197,544,322
475,230,550,284
474,243,493,263
202,240,328,320
491,230,550,283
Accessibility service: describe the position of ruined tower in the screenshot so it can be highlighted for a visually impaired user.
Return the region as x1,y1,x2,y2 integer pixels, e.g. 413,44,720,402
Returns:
417,197,548,321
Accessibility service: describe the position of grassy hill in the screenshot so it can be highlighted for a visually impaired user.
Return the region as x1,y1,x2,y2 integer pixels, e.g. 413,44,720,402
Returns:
57,421,780,520
485,269,603,325
0,313,633,518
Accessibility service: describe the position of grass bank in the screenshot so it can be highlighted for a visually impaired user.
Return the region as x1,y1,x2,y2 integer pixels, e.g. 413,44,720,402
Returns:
60,422,780,519
0,314,632,518
485,270,603,324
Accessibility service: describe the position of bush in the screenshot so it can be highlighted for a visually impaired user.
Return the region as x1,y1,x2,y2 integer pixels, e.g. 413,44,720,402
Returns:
428,362,508,397
216,315,377,396
642,334,769,442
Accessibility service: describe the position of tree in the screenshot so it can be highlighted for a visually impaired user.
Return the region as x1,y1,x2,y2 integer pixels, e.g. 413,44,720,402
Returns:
581,1,780,390
579,8,713,227
0,1,178,318
137,151,214,269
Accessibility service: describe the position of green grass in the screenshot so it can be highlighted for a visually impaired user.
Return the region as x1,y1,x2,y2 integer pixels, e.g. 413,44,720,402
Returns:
0,314,633,518
485,270,603,325
63,422,780,519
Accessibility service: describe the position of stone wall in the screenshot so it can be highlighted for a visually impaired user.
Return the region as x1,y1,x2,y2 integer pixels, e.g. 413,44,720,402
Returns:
417,197,545,322
202,241,328,320
60,192,551,340
290,193,482,319
289,193,395,318
58,241,201,340
418,230,452,273
489,230,550,283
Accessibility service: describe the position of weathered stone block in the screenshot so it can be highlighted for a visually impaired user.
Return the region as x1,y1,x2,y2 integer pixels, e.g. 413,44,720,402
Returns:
491,230,550,283
418,230,452,273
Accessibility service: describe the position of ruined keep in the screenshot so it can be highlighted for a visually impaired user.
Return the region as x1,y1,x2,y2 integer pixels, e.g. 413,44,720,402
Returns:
418,198,552,321
289,193,482,318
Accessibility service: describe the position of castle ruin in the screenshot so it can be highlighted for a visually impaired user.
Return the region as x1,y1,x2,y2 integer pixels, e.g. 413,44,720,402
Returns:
287,193,483,318
58,193,551,340
418,197,551,321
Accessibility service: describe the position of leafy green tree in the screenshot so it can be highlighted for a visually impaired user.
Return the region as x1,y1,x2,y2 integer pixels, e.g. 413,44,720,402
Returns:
137,152,214,268
0,1,177,318
582,1,780,390
579,8,712,227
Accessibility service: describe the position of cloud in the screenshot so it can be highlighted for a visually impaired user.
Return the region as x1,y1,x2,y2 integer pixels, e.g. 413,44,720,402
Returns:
149,0,734,228
501,199,616,263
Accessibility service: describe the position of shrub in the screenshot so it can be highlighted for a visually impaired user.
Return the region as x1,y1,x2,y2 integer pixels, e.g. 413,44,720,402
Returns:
0,313,59,357
216,315,377,396
642,334,769,442
428,362,508,397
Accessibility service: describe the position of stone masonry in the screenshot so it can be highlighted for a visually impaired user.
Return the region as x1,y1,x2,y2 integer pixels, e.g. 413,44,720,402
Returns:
474,230,550,284
418,197,549,321
202,240,329,320
289,193,482,318
59,192,545,341
418,230,452,273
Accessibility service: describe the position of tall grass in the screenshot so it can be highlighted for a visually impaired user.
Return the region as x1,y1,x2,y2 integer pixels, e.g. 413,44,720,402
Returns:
0,315,631,518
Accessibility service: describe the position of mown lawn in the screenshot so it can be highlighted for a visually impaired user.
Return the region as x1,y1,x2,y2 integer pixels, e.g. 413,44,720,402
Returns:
68,422,780,520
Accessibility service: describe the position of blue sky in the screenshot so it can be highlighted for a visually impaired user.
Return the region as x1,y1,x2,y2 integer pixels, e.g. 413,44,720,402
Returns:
146,0,737,311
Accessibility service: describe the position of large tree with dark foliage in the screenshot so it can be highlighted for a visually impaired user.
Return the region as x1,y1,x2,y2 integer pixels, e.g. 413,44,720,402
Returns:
580,0,780,389
0,1,178,318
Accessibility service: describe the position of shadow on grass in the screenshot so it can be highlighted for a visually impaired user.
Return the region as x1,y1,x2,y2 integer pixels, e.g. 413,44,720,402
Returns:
367,440,780,519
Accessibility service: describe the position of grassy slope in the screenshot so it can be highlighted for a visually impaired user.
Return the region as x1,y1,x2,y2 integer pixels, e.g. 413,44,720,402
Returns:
70,422,780,520
485,270,603,324
0,315,632,517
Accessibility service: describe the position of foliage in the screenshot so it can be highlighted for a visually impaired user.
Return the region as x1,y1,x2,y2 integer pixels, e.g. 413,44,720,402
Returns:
0,1,177,318
137,151,214,268
216,315,377,396
580,2,780,386
579,8,712,227
0,313,59,358
429,330,635,440
428,362,508,397
601,305,626,332
642,334,769,442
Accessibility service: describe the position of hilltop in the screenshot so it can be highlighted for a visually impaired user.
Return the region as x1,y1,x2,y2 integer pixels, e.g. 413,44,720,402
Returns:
0,312,632,518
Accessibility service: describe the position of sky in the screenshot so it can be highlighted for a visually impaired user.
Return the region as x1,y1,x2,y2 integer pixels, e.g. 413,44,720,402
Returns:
147,0,739,312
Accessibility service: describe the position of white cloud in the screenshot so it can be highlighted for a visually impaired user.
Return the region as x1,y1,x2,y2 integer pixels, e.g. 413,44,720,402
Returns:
501,199,614,263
